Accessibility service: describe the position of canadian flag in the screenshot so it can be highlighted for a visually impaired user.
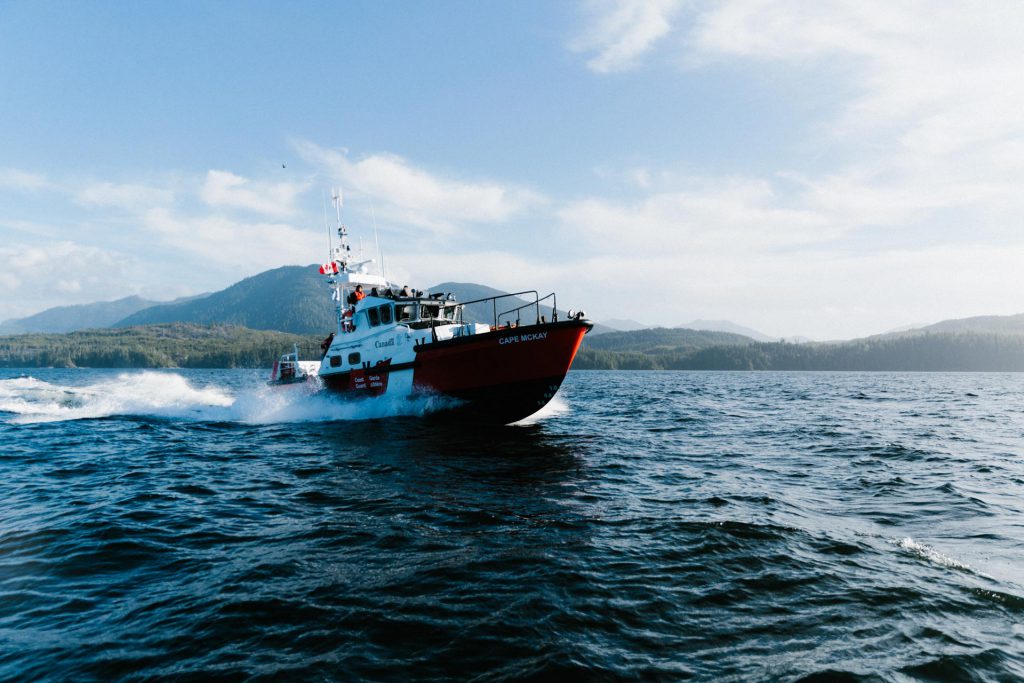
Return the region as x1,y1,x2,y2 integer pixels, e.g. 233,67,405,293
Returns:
319,261,339,275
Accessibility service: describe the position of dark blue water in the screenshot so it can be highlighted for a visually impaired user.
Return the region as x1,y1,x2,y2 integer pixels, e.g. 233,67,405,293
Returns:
2,369,1023,681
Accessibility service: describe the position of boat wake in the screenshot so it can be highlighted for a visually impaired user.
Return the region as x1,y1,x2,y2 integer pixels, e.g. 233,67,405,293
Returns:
511,395,570,425
0,372,456,425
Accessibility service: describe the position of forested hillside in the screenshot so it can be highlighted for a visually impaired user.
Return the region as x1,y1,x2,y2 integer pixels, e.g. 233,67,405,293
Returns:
115,266,333,334
0,324,317,369
575,331,1024,371
0,296,160,334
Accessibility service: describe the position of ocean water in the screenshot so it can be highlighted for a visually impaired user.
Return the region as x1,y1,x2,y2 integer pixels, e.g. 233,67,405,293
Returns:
1,369,1023,681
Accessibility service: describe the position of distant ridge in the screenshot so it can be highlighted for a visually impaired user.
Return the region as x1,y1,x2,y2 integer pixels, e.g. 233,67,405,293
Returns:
897,313,1024,337
676,319,777,342
598,318,650,332
0,296,160,334
585,327,756,353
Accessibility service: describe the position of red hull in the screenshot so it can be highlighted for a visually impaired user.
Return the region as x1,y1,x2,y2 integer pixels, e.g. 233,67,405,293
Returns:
320,320,591,423
413,320,590,423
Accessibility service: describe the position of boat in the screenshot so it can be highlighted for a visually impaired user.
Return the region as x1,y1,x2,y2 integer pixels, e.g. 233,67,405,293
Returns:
267,191,593,424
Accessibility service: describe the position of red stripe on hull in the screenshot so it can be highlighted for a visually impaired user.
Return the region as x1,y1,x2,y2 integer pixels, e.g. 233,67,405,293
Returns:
321,360,392,396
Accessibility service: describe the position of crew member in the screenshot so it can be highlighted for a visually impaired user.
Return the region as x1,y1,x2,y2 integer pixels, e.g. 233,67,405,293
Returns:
400,285,413,297
320,332,335,357
347,284,366,306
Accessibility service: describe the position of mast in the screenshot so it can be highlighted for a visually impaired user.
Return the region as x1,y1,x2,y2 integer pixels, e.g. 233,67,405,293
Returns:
330,188,347,335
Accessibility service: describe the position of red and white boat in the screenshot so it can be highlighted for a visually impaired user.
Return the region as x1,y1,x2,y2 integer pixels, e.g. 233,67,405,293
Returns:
269,192,592,424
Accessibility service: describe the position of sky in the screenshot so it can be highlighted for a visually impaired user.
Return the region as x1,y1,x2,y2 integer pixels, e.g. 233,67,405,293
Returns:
2,0,1023,340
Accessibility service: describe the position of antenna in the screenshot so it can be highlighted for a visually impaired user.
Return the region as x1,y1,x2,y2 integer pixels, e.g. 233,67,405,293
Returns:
332,187,343,227
322,190,332,262
369,195,382,278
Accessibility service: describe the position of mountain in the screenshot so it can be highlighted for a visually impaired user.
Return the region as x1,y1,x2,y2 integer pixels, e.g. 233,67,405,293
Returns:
115,265,334,334
676,319,777,342
598,318,650,332
0,268,609,339
900,313,1024,336
0,296,161,335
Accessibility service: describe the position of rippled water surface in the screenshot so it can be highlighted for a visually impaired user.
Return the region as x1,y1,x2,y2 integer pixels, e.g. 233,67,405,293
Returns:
2,369,1023,681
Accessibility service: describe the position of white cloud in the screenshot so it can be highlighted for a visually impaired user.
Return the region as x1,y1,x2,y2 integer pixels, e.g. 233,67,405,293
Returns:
0,241,136,321
200,170,309,218
560,177,838,253
570,0,684,73
0,168,50,192
295,142,544,235
76,182,174,209
691,2,1024,153
141,207,322,272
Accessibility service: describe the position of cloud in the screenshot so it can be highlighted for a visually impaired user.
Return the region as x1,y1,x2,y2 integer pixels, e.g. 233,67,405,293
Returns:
686,1,1024,239
76,182,174,209
295,142,544,235
0,163,334,320
570,0,684,73
141,207,323,272
0,168,50,192
559,177,838,254
0,241,136,321
199,170,310,218
690,2,1024,151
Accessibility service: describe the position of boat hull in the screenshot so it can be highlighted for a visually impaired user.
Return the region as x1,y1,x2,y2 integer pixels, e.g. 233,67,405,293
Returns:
319,319,591,423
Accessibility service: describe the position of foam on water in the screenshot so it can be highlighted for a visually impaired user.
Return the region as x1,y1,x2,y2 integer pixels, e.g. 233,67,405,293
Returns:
0,372,234,424
896,536,973,572
231,384,458,424
0,372,457,425
512,394,570,425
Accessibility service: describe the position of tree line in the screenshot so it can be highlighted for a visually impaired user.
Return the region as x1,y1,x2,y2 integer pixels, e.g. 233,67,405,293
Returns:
575,332,1024,371
0,324,320,369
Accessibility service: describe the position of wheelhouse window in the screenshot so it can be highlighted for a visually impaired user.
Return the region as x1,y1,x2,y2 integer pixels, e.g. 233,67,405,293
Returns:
379,304,393,324
367,307,380,326
396,305,414,323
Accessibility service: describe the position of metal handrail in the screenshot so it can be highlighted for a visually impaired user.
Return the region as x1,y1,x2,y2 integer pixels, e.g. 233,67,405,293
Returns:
356,291,563,348
436,289,559,328
497,292,557,327
449,290,538,328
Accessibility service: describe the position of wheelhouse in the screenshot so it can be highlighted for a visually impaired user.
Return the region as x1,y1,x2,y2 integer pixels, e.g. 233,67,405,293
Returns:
349,294,461,333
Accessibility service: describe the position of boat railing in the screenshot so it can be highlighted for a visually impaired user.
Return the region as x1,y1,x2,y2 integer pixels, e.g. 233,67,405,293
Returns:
448,290,559,328
498,292,559,327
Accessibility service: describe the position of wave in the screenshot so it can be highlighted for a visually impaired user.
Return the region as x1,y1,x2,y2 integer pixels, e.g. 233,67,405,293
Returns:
511,395,569,426
0,372,454,425
895,536,973,572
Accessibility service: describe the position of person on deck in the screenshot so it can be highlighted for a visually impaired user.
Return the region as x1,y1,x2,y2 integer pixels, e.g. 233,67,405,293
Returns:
400,285,413,297
347,285,366,306
320,332,335,357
